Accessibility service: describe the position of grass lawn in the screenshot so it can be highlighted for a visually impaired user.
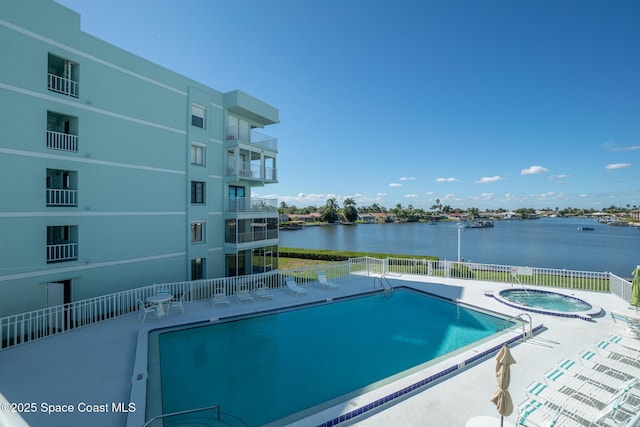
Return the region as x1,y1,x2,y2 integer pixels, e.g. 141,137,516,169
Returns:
277,257,339,270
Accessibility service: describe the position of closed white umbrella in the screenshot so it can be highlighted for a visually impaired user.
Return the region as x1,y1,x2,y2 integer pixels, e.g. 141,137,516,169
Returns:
490,345,516,427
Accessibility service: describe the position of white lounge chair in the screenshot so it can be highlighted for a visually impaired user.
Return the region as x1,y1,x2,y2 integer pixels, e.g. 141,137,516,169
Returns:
285,277,307,296
607,334,640,352
211,286,230,307
553,359,630,391
578,350,640,379
516,398,565,427
317,271,338,290
594,340,640,367
138,298,157,322
168,292,185,314
254,283,273,301
516,393,632,427
236,288,254,303
542,368,639,406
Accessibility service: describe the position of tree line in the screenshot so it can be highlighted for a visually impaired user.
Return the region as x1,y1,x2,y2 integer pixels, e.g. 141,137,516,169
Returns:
279,199,639,224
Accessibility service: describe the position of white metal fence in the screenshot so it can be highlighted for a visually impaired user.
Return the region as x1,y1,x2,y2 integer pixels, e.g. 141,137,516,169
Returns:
0,257,632,351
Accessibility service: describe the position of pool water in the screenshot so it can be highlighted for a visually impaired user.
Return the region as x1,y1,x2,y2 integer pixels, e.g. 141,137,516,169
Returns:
152,289,509,426
499,289,592,312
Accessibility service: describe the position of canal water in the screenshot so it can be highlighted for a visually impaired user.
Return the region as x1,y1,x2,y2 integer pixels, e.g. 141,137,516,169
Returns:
279,217,640,278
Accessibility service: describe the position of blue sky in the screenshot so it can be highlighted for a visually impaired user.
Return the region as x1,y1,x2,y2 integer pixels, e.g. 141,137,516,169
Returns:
55,0,640,211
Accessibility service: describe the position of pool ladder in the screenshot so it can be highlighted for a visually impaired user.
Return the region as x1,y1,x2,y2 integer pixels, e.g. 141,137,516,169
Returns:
497,312,533,343
142,405,224,426
373,275,393,294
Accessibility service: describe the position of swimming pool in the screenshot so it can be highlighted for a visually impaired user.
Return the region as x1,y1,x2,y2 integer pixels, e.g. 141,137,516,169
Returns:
493,288,602,320
147,288,516,426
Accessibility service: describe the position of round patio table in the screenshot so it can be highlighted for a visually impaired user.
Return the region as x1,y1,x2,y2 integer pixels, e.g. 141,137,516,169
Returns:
145,293,173,317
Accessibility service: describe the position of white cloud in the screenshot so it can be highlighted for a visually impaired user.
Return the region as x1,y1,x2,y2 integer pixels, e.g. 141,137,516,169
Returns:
389,183,402,187
425,191,434,196
605,141,640,151
435,177,459,182
404,193,419,198
521,165,549,175
605,163,631,170
376,192,387,197
399,177,416,181
444,193,455,199
476,176,502,184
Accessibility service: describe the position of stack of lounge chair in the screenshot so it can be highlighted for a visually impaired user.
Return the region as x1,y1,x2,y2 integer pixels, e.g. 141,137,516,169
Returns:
517,334,640,426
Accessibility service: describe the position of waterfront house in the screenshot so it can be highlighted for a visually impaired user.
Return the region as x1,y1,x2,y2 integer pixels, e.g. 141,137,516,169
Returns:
0,0,280,317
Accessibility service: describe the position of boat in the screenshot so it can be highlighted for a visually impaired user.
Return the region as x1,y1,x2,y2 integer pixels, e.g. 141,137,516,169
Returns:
279,221,303,230
578,227,594,231
464,220,494,228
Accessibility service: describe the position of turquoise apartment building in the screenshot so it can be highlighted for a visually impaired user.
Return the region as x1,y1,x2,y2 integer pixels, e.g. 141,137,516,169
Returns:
0,0,280,317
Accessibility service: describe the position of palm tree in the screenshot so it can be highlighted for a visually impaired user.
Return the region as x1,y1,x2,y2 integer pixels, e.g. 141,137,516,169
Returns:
321,198,340,223
343,198,358,223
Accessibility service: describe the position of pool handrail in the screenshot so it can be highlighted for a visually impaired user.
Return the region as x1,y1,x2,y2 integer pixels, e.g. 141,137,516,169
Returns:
141,404,220,427
497,312,533,342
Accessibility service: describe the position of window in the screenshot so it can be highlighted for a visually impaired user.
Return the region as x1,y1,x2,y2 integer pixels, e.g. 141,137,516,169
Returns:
191,143,205,166
228,185,245,211
191,222,204,243
191,258,205,280
191,104,205,128
191,181,205,204
226,115,249,141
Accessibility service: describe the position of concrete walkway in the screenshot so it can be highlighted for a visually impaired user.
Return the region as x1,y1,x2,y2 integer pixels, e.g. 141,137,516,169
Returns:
0,274,635,427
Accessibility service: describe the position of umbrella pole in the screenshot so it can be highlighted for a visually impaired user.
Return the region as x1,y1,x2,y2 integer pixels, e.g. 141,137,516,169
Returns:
500,416,504,427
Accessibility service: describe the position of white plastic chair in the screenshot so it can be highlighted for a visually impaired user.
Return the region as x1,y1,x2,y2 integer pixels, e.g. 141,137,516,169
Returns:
168,292,185,314
138,298,157,322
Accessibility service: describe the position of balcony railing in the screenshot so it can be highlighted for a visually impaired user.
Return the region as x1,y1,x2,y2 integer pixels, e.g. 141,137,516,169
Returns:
46,189,78,206
226,228,278,244
47,73,79,97
46,243,78,263
46,130,78,152
226,161,277,182
226,126,277,151
225,197,278,213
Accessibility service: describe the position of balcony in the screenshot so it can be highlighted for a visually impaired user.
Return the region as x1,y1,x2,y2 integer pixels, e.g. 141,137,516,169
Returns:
226,160,277,182
46,130,78,152
46,243,78,263
46,169,77,207
225,197,278,213
47,73,79,98
225,218,278,245
225,228,279,244
226,126,277,151
46,189,78,207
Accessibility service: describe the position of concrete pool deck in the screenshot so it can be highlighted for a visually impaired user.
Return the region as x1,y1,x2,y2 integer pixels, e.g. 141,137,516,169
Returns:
0,274,636,427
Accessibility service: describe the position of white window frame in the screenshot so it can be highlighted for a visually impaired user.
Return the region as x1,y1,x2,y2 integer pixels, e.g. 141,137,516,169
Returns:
190,221,205,243
191,143,206,166
191,104,206,128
